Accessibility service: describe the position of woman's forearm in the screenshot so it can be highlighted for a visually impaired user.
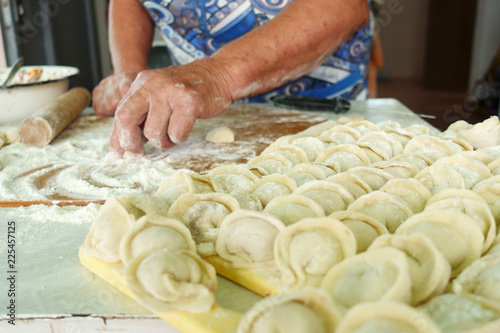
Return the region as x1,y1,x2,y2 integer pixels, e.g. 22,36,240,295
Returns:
213,0,370,100
109,0,155,73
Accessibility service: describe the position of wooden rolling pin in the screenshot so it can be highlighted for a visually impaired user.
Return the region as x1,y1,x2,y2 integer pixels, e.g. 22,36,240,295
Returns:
18,87,91,147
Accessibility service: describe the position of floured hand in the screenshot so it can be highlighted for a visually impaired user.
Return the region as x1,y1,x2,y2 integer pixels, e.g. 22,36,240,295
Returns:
93,72,138,116
110,58,233,156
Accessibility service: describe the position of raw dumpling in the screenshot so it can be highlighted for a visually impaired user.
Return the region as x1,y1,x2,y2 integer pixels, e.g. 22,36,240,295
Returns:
403,135,458,163
347,191,413,233
216,210,286,269
380,178,431,214
155,171,214,206
274,217,356,289
447,119,474,132
396,210,484,277
345,120,379,134
155,171,197,206
328,172,372,200
295,120,337,137
419,294,500,333
358,142,390,163
126,248,216,313
489,159,500,176
294,180,354,215
261,144,309,165
237,288,340,333
248,174,297,207
474,175,500,228
208,165,258,194
286,163,327,187
321,247,412,314
82,194,169,262
290,136,325,162
229,192,263,211
336,301,439,333
167,192,240,255
357,131,404,158
383,127,415,146
390,153,432,171
452,253,500,311
431,156,491,189
314,144,370,173
329,211,389,253
248,153,293,175
263,194,325,226
368,234,451,305
371,161,420,179
347,166,395,191
320,125,361,144
424,193,496,253
457,116,500,149
415,163,466,194
405,124,434,136
119,214,196,265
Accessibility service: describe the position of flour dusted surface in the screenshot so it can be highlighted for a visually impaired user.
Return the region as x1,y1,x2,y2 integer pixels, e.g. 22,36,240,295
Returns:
0,105,325,201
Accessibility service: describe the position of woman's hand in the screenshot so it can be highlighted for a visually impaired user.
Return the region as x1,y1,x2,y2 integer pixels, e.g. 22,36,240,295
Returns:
109,58,233,156
93,72,138,116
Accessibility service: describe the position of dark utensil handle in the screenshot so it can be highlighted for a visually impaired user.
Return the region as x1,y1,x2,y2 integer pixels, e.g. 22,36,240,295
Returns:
271,95,350,113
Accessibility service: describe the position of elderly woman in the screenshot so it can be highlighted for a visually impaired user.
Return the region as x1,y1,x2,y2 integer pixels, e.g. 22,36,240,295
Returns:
93,0,372,156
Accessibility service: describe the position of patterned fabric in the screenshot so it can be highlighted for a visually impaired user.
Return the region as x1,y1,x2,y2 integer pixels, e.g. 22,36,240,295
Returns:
141,0,373,101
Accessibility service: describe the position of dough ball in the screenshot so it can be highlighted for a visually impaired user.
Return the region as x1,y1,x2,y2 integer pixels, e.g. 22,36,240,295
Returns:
206,126,234,143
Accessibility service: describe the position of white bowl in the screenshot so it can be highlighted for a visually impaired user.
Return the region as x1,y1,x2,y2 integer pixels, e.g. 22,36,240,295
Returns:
0,65,79,125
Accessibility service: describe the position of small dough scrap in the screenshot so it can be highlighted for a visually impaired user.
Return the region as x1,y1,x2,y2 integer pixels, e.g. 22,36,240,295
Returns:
205,126,234,143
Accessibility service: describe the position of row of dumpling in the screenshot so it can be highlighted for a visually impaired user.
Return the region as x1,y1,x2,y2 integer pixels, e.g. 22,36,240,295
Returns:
248,124,470,177
216,187,497,290
80,187,498,323
235,216,500,332
82,194,218,314
236,255,500,333
149,151,500,260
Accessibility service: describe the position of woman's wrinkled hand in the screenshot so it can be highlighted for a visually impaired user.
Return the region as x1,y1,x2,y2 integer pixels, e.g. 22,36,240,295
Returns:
109,58,234,157
92,72,138,116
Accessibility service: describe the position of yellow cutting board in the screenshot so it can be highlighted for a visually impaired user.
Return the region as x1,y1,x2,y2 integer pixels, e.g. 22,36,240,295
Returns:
79,248,244,333
203,255,281,297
